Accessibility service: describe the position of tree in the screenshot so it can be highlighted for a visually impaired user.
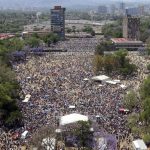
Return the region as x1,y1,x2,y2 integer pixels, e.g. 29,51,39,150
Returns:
140,97,150,124
66,28,72,33
114,49,128,68
43,33,59,47
74,121,93,149
140,76,150,99
147,64,150,71
95,44,104,55
25,37,41,48
4,38,24,51
103,55,115,74
93,55,104,73
30,125,56,150
124,90,138,109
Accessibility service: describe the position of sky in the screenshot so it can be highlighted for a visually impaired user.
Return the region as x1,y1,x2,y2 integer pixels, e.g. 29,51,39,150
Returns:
0,0,148,9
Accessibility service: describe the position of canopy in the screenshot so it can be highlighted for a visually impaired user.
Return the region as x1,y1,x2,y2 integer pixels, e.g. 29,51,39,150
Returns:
92,75,110,82
106,80,117,85
133,139,147,150
69,105,75,109
83,78,89,81
60,113,88,126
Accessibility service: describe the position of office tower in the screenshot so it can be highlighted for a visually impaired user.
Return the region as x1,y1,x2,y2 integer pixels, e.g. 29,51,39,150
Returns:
123,16,140,40
119,2,125,14
97,6,107,14
51,6,66,39
125,7,140,17
110,4,116,15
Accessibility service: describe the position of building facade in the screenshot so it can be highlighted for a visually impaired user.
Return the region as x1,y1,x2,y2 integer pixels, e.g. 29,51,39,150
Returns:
123,16,140,40
97,6,107,14
51,6,66,39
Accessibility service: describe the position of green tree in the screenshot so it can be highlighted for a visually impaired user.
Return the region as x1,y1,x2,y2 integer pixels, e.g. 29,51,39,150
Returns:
140,76,150,99
124,90,138,109
4,38,24,51
147,64,150,71
74,121,92,149
43,33,59,47
140,97,150,124
25,37,41,48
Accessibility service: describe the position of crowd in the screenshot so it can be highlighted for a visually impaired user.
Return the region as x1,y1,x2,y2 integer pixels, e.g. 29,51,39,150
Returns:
0,38,150,149
52,37,101,52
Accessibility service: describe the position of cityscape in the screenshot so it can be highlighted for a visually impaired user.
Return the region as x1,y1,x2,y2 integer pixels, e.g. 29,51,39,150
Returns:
0,0,150,150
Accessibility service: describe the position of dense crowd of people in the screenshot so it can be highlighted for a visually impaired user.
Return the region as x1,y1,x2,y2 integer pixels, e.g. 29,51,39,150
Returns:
0,38,150,149
52,37,101,52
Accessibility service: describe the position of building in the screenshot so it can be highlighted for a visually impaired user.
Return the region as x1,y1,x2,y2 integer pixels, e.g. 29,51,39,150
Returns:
119,2,125,14
138,5,145,16
51,6,66,39
111,38,144,51
125,7,140,17
110,4,116,15
123,16,140,40
97,5,107,14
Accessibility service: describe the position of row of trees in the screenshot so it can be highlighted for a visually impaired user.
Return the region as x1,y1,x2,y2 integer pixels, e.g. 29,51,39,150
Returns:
66,25,95,36
0,11,37,33
24,33,60,48
126,76,150,143
101,19,123,38
94,47,137,76
0,39,23,128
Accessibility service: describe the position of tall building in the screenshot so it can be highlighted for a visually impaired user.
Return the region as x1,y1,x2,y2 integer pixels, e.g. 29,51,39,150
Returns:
138,5,145,16
125,7,140,17
123,16,140,40
110,4,116,15
97,5,107,14
119,2,125,14
51,6,66,39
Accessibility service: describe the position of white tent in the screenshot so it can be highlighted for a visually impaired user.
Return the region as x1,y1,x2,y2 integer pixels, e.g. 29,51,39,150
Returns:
83,78,89,81
106,80,117,85
69,105,76,109
132,139,147,150
113,80,121,83
60,113,88,126
92,75,110,82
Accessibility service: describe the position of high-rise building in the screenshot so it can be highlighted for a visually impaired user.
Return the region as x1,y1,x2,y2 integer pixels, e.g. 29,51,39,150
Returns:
123,16,140,40
119,2,125,14
51,6,66,39
138,5,145,16
110,4,116,15
125,7,140,17
97,5,107,14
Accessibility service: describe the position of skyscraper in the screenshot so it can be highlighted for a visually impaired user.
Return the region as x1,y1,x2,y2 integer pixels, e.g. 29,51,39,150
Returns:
51,6,66,39
123,16,140,40
97,5,107,14
119,2,125,14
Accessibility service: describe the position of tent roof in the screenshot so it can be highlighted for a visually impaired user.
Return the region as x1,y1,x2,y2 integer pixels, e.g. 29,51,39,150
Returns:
92,75,110,81
106,80,117,85
60,113,88,126
133,139,147,150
